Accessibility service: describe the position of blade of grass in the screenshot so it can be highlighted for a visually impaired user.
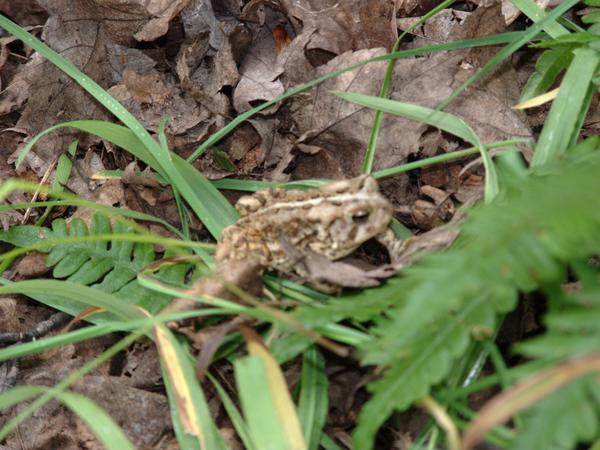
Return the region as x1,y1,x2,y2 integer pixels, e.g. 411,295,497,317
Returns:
373,138,532,179
333,92,498,202
0,178,181,236
532,48,600,167
298,346,329,450
236,327,307,450
155,324,228,450
436,0,579,111
0,16,237,237
0,279,142,321
12,119,238,236
362,0,457,174
509,0,569,38
187,32,525,162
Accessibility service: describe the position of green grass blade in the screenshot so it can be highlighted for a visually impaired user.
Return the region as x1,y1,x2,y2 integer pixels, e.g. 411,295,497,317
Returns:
333,92,498,201
187,32,524,162
0,386,135,450
333,93,480,147
12,119,238,236
298,347,329,450
532,48,600,167
0,16,236,237
156,324,228,450
17,120,162,175
0,179,183,236
520,47,574,103
436,0,579,111
0,279,142,321
362,0,457,174
509,0,569,38
235,356,301,450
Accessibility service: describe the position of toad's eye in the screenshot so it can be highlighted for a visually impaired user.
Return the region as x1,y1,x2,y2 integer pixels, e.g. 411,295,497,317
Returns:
352,211,370,223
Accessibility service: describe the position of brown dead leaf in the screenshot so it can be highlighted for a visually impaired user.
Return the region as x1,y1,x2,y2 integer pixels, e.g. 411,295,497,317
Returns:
133,0,191,42
280,0,395,61
12,252,50,278
109,67,206,135
10,0,200,177
123,68,170,105
178,2,240,118
0,0,47,27
233,16,285,113
73,375,172,447
447,3,531,143
269,2,529,183
288,47,421,178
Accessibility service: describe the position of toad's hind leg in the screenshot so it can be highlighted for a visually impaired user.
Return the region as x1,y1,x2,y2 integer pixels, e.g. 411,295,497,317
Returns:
375,228,407,265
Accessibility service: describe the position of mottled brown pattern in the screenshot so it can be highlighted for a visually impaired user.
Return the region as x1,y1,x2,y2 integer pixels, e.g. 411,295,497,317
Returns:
217,176,400,280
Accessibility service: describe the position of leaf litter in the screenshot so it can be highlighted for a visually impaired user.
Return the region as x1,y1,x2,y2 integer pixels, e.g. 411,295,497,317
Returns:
0,0,563,448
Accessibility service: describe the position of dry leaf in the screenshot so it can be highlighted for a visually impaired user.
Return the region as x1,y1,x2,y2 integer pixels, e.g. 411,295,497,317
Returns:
233,21,285,113
133,0,191,42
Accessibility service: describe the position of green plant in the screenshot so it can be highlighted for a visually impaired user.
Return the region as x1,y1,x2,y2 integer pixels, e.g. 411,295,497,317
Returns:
0,213,188,315
1,3,600,450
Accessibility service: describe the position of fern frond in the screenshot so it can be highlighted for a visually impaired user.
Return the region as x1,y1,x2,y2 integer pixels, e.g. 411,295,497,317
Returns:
0,214,185,315
290,152,600,449
510,376,600,450
351,152,600,448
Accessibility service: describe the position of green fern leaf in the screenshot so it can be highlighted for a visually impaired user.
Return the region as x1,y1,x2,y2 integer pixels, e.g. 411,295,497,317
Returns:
0,213,184,316
286,153,600,449
517,260,600,360
510,376,600,450
351,154,600,448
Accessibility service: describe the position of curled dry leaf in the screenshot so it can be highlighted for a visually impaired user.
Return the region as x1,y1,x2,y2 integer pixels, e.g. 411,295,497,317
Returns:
279,0,396,59
178,1,240,117
233,13,286,113
133,0,191,42
109,67,206,135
